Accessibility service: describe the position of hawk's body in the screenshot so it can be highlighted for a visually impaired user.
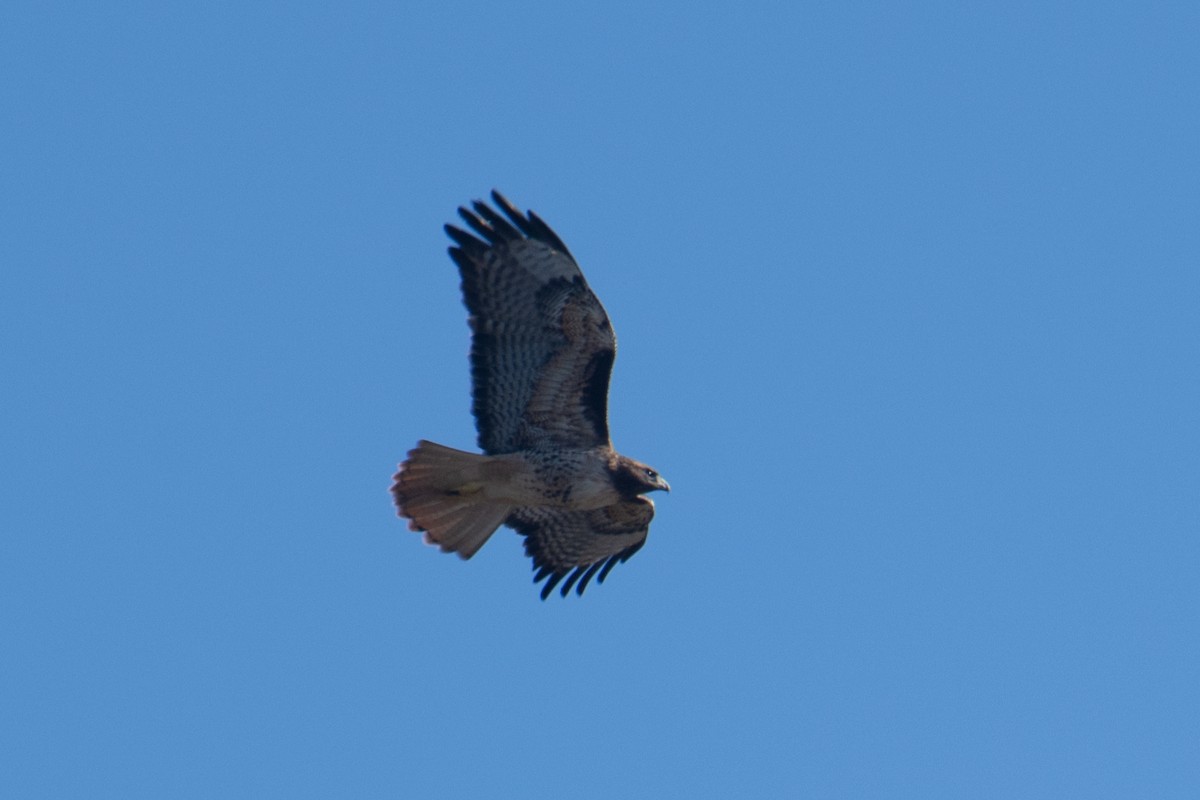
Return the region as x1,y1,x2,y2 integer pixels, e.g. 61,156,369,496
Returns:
391,191,669,599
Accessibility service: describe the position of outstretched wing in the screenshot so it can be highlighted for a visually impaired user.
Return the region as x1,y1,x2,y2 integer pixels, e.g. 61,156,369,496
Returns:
446,191,616,455
505,498,654,600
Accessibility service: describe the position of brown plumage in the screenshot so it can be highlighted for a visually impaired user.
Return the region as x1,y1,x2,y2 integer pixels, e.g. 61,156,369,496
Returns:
391,191,669,599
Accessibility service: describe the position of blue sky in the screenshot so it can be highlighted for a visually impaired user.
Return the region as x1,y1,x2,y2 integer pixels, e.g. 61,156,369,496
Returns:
2,2,1198,797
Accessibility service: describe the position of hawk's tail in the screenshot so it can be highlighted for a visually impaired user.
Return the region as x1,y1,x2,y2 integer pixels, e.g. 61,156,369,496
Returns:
391,440,512,559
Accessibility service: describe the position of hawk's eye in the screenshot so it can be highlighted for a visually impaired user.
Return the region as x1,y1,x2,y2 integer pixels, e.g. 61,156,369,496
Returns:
644,469,657,480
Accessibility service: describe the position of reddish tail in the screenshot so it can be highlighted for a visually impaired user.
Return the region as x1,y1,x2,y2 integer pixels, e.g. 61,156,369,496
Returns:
391,440,511,558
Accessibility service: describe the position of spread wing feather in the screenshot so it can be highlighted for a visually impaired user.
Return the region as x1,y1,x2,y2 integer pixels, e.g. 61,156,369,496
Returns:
506,498,654,599
447,191,616,455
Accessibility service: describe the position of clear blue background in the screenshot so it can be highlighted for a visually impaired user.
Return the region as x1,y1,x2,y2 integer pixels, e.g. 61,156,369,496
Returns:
3,2,1197,797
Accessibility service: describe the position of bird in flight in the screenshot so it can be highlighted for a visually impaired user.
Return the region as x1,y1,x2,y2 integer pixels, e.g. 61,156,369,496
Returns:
391,191,669,599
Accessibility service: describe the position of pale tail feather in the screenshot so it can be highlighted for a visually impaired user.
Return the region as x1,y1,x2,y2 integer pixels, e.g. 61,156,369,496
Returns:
391,440,512,559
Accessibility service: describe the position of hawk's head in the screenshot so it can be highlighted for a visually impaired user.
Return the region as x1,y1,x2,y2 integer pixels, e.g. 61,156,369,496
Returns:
611,456,671,497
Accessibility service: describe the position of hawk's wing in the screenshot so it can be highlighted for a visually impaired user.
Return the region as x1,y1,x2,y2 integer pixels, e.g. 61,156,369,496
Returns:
506,498,654,600
446,191,616,455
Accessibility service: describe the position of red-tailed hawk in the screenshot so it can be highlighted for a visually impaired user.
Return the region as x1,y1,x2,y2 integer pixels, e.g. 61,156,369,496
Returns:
391,191,670,599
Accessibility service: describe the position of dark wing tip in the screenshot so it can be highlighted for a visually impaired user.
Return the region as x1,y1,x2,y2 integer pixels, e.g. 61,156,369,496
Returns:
444,223,484,254
439,190,575,263
471,199,522,241
539,571,566,601
490,189,529,234
532,565,596,600
560,567,585,597
596,539,646,586
575,561,605,595
456,204,502,245
525,210,573,259
529,545,643,600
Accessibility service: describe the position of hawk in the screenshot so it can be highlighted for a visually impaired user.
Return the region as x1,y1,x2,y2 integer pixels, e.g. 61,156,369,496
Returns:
391,191,670,599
